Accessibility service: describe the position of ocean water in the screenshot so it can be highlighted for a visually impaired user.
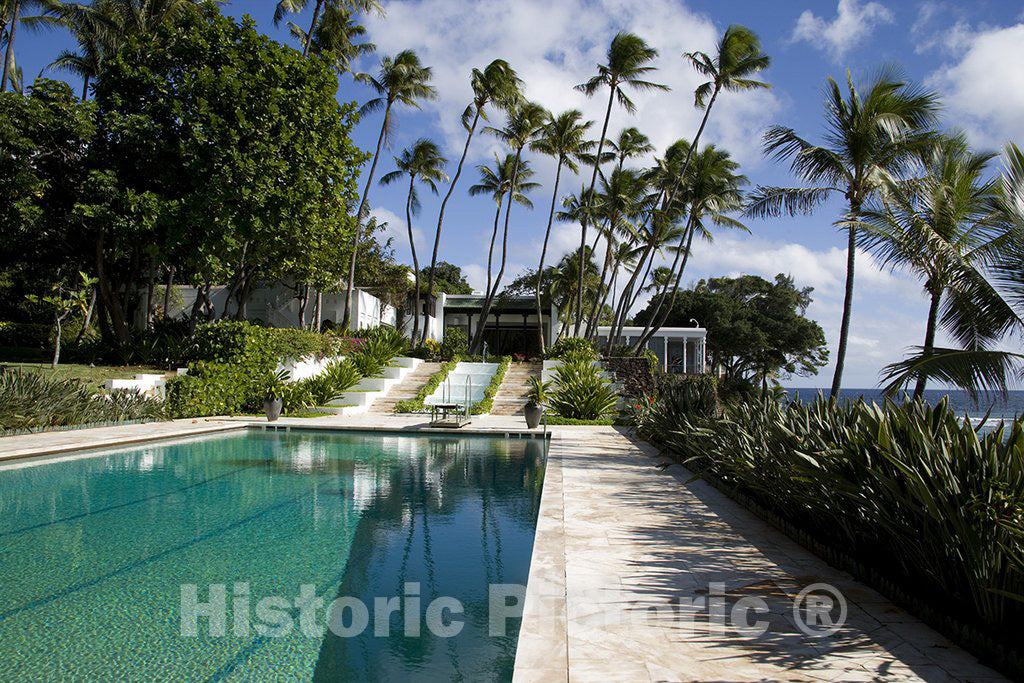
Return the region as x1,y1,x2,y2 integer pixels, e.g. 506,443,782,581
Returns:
786,388,1024,423
0,430,546,681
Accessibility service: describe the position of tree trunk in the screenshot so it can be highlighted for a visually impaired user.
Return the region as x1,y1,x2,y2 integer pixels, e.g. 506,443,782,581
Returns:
297,284,310,328
830,210,859,400
472,149,521,353
74,289,96,345
313,291,322,332
342,100,392,331
913,287,941,399
535,159,563,356
634,224,689,347
422,107,481,345
406,176,422,344
81,73,89,101
51,314,62,369
162,266,175,319
144,258,156,329
485,199,502,301
303,0,324,57
575,83,616,336
1,0,19,94
584,223,615,339
635,219,697,351
95,230,129,349
189,286,205,334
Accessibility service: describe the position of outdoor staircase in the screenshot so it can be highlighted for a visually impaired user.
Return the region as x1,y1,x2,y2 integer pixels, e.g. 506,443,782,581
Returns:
489,362,542,416
369,362,442,414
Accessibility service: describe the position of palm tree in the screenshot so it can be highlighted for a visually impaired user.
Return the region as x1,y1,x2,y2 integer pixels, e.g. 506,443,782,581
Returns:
340,49,436,331
666,26,769,199
573,32,667,335
584,167,649,338
634,143,748,351
469,154,538,301
2,0,55,93
859,134,1016,398
420,58,522,344
287,4,375,76
529,109,592,353
379,139,448,344
273,0,381,58
470,100,548,353
548,247,603,339
607,126,653,171
746,68,939,398
607,139,689,344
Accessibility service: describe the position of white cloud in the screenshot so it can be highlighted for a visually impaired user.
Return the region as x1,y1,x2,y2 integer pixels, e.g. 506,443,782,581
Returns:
928,23,1024,148
361,0,780,179
791,0,894,60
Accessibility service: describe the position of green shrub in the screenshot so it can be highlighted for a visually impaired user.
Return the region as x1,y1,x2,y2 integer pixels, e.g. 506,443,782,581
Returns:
655,395,1024,672
549,360,618,420
301,359,361,405
545,336,598,361
0,368,166,431
267,327,339,360
471,356,511,414
633,374,719,438
165,361,260,417
364,325,409,358
394,358,459,413
440,328,467,361
527,376,551,404
0,322,52,348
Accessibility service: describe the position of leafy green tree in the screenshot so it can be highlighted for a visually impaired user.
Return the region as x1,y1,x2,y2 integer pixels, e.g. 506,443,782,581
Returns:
574,32,667,334
0,79,96,320
607,126,653,171
419,261,471,295
530,109,591,354
380,138,448,343
471,100,548,352
284,3,374,76
27,271,96,367
421,58,521,343
636,274,828,390
341,49,436,331
87,11,365,347
747,68,939,398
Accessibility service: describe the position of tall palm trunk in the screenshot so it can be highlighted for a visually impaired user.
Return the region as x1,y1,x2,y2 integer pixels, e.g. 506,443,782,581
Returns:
636,223,696,351
575,84,616,335
303,0,324,57
913,286,942,399
81,73,89,101
341,100,392,331
405,175,422,343
2,0,19,93
472,150,522,353
584,221,616,339
422,108,481,345
485,199,502,299
534,159,563,355
830,210,859,399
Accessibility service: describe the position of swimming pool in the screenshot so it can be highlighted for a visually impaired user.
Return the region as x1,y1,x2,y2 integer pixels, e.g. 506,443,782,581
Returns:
0,429,546,681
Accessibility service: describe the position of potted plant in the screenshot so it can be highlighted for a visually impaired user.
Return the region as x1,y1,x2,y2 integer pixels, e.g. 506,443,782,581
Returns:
524,376,550,429
264,370,289,422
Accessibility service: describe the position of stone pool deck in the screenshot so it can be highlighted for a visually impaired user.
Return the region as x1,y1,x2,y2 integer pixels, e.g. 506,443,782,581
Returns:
0,416,1007,681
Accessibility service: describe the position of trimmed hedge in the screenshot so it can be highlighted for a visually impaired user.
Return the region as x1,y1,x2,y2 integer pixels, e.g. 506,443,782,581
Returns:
394,358,459,413
471,356,511,415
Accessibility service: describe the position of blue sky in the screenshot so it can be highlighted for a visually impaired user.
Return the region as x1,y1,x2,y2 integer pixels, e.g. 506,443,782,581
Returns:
14,0,1024,388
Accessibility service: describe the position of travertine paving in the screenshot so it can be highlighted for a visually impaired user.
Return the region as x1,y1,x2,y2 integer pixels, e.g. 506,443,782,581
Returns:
515,427,1006,682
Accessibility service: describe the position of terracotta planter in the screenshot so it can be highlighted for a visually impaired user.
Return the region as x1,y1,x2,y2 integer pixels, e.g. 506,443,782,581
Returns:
264,397,283,422
524,400,542,429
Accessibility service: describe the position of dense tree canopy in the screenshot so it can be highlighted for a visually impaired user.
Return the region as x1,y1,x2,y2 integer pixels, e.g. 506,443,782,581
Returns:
0,79,95,320
635,273,828,388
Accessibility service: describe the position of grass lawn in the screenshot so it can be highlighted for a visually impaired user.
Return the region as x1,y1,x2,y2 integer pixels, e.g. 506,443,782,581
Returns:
0,361,169,387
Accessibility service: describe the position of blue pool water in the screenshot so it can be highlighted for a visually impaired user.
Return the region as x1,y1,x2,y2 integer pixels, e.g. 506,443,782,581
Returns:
0,430,546,681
